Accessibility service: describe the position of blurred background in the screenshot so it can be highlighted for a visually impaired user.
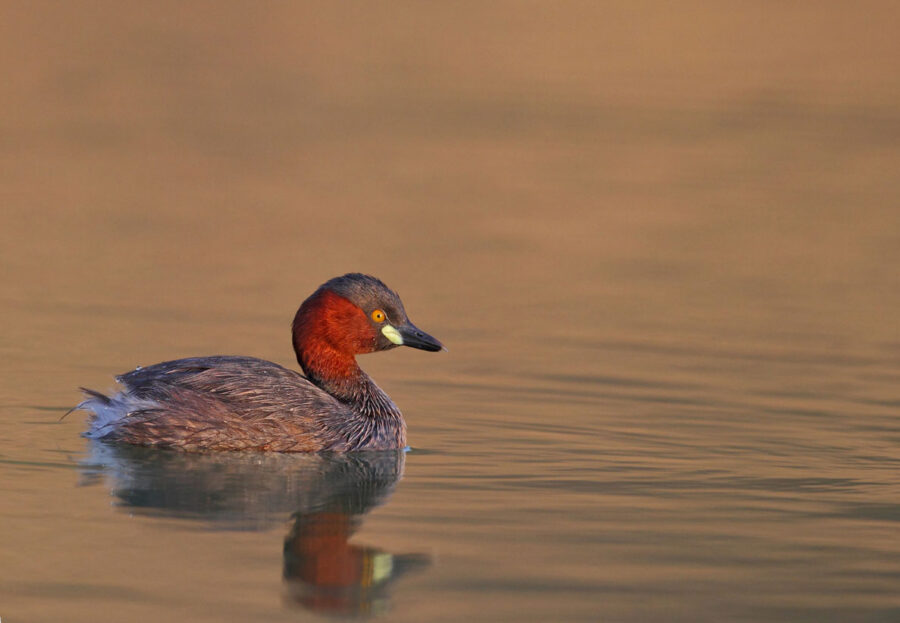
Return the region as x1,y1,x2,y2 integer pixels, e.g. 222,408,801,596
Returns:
1,2,899,622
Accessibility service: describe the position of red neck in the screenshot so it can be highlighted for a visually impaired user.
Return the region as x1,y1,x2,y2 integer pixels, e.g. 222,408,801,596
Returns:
292,290,376,399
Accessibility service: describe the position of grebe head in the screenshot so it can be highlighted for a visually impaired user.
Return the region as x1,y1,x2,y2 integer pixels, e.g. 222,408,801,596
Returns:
292,274,443,385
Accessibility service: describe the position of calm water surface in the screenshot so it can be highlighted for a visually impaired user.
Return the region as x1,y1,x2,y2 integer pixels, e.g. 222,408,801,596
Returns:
1,3,899,621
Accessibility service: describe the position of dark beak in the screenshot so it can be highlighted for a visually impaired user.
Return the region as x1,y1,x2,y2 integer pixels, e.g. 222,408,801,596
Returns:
399,323,445,352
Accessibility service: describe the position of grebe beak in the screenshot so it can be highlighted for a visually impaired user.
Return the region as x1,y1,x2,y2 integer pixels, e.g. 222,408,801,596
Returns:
382,322,445,352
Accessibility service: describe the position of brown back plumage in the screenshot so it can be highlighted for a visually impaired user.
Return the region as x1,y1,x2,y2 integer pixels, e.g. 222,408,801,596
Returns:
81,356,404,451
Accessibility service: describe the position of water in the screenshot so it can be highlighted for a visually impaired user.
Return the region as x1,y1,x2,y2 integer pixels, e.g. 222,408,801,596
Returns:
2,3,899,621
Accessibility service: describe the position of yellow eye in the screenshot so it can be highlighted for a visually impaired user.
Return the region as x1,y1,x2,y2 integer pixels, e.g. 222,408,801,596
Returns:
371,309,386,323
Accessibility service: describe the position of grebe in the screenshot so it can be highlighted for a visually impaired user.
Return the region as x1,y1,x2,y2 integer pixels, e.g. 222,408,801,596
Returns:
73,273,444,452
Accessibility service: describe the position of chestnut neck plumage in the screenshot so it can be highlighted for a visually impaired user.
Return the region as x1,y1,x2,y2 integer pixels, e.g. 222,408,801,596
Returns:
297,343,401,420
292,290,401,420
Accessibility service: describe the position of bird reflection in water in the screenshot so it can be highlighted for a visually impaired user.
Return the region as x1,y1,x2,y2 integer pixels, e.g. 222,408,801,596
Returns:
79,442,430,617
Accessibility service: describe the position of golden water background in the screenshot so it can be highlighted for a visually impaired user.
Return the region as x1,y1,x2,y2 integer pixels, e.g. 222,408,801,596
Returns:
1,2,899,621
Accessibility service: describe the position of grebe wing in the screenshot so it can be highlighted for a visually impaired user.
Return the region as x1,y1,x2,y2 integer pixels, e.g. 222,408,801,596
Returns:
80,356,349,451
117,356,349,422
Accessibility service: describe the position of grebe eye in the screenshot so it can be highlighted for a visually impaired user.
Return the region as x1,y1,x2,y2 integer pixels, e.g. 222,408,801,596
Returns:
371,309,386,323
